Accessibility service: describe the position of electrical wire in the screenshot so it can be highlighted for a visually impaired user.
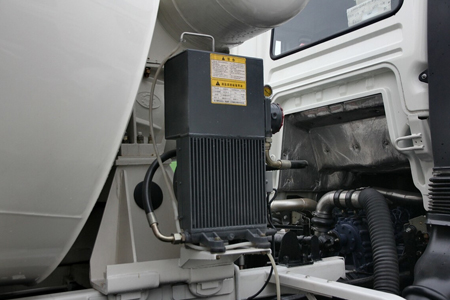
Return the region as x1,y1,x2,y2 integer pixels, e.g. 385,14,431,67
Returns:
267,253,281,300
148,42,183,232
246,266,273,300
268,189,278,260
268,189,278,230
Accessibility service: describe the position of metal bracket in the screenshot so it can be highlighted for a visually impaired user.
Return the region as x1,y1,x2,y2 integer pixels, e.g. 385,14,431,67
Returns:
394,133,424,151
180,32,215,52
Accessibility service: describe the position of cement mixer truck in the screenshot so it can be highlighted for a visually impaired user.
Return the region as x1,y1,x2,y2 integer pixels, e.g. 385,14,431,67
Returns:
0,1,447,300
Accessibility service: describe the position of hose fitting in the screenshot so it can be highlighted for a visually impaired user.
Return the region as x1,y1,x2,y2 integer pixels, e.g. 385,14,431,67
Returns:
312,188,399,295
265,137,308,170
142,150,184,244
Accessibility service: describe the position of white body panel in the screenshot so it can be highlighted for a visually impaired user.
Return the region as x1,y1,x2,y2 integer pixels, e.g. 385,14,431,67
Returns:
232,0,433,207
0,0,159,285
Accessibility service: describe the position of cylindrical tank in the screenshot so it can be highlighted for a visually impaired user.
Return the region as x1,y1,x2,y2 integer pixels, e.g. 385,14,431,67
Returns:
158,0,309,51
0,0,160,286
0,0,309,288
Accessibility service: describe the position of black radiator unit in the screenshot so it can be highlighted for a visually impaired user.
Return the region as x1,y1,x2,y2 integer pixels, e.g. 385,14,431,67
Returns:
164,49,270,252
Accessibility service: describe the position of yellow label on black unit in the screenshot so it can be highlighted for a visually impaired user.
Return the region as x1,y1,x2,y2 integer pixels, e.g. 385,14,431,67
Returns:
211,79,247,106
210,53,246,65
212,79,246,90
210,53,247,106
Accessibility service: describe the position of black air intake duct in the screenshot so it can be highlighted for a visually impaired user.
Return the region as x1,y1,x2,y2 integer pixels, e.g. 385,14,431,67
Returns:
404,0,450,299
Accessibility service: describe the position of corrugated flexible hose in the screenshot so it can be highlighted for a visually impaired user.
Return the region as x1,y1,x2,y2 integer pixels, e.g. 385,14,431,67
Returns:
359,188,399,294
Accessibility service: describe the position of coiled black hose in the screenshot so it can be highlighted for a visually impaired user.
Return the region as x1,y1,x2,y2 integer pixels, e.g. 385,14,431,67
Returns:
142,149,177,215
358,188,399,294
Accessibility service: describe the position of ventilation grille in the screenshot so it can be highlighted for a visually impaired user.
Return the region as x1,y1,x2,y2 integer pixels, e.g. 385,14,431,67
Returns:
190,136,266,229
429,169,450,214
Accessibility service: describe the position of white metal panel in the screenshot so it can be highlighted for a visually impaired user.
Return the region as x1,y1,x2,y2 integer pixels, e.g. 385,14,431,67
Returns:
0,0,159,285
232,0,432,206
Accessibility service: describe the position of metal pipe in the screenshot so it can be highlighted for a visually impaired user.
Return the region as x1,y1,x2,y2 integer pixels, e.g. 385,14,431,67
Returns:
315,190,361,219
315,189,422,218
270,198,317,212
147,212,183,244
265,137,308,170
312,189,399,294
374,187,423,203
150,223,183,244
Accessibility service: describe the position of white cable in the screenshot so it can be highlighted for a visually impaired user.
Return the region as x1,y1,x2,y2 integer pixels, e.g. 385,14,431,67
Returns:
225,242,253,250
148,42,183,232
267,252,281,300
185,241,254,251
184,243,208,251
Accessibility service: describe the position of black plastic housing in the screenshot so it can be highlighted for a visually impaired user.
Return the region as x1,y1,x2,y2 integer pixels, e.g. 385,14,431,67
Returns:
165,50,265,139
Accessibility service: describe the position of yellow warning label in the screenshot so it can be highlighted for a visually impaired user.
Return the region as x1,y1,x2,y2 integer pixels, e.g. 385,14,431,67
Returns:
210,54,246,64
211,79,247,106
210,53,246,82
211,79,246,90
210,53,247,106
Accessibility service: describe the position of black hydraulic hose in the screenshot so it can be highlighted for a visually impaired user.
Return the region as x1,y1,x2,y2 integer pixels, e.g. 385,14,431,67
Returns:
358,188,399,295
247,266,274,300
142,149,177,215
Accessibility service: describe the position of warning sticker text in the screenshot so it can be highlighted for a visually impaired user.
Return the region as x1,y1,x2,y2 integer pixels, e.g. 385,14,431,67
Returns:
211,79,246,106
210,53,247,106
210,54,246,82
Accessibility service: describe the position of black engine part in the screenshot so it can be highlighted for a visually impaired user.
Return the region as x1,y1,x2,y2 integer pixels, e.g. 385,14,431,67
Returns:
164,49,270,251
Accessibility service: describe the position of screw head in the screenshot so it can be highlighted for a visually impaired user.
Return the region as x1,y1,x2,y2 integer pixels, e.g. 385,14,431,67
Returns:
421,73,428,80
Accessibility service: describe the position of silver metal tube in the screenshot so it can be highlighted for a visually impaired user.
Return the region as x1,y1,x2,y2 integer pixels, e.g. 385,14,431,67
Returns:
315,188,421,218
265,137,294,170
271,198,317,212
374,187,423,203
150,223,175,243
147,212,183,244
315,190,361,218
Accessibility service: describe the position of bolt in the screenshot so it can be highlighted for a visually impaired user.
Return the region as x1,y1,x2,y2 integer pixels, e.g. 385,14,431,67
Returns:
144,67,151,78
421,73,428,80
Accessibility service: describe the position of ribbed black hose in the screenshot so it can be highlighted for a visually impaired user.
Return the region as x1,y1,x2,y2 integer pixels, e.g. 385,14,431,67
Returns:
142,149,177,214
359,188,399,294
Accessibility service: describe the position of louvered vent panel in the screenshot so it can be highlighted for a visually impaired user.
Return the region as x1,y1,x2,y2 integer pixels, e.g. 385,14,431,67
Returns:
190,136,266,229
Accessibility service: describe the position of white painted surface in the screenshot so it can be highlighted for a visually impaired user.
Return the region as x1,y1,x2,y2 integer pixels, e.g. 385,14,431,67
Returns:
232,0,432,207
158,0,309,50
0,0,159,285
